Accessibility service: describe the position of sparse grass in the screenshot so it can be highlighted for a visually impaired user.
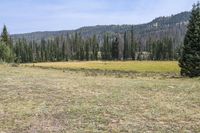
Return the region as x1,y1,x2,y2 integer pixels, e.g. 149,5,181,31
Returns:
23,61,180,73
0,64,200,132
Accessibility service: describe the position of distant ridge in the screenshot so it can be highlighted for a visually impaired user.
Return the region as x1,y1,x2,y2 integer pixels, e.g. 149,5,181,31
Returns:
12,11,191,47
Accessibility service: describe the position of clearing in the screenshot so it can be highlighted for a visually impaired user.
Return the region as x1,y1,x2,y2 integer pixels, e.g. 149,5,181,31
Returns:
0,64,199,132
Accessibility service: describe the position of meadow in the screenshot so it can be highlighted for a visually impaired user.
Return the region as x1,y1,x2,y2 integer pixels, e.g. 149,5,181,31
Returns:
0,63,200,132
23,61,180,73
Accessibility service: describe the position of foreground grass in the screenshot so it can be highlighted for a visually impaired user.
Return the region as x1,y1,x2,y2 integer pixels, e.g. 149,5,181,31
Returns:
0,65,200,132
23,61,180,73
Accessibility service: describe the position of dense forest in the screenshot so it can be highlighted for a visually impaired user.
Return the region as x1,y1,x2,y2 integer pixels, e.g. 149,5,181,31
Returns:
0,25,179,63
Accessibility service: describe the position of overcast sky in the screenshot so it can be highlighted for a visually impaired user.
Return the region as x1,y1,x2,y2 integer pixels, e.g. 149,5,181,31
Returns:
0,0,198,34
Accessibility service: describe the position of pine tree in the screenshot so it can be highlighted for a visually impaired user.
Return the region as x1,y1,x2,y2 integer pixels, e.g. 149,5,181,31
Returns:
0,25,14,62
41,39,46,62
74,32,81,60
0,41,13,62
130,26,136,60
28,42,33,62
179,2,200,77
1,25,9,45
102,34,106,60
112,37,119,60
166,38,173,60
151,41,157,60
79,45,85,61
102,34,111,60
49,40,55,61
62,41,66,61
45,40,50,61
36,43,40,62
123,31,129,60
31,41,37,62
92,35,99,60
85,40,90,61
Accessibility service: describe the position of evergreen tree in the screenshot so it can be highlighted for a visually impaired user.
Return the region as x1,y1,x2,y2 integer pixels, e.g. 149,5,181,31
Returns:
165,38,173,60
112,37,119,60
102,34,111,60
179,2,200,77
45,40,50,61
79,45,85,61
28,42,33,62
36,43,40,62
62,41,66,61
74,32,80,60
85,40,90,61
151,41,157,60
49,40,55,61
41,39,46,62
92,35,99,60
123,31,129,60
102,34,107,60
130,26,136,60
0,41,13,62
0,25,14,62
1,25,9,45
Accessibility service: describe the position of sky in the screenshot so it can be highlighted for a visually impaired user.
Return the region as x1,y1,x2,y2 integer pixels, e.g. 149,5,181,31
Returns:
0,0,198,34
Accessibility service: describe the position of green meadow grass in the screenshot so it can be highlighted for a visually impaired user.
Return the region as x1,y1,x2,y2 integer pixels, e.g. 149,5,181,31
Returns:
23,61,180,73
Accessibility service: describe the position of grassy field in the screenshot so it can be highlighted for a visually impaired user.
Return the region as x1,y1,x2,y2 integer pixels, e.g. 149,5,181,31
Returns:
0,64,200,132
23,61,180,73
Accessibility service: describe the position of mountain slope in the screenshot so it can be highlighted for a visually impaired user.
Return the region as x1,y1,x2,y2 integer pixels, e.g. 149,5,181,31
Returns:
12,11,191,46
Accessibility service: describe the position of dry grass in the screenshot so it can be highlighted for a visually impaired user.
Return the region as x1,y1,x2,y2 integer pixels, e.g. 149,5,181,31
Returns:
0,64,200,132
23,61,180,73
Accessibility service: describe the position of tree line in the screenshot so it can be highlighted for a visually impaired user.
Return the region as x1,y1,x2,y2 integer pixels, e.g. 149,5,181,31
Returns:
0,25,180,63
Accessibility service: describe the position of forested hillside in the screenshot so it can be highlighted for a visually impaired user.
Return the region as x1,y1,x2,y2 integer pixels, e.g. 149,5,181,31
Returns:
12,11,190,47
